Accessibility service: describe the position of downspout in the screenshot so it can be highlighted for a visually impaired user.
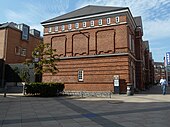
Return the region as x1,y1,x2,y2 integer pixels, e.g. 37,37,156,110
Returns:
1,28,8,87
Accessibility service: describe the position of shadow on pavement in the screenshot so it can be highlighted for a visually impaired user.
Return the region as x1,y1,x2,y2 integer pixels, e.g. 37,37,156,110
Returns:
138,85,170,95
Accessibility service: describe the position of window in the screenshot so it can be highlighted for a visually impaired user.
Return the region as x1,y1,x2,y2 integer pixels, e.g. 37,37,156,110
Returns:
115,16,119,23
129,34,132,50
83,21,86,28
55,26,58,32
75,23,79,29
132,38,135,53
22,25,29,40
68,24,72,30
107,18,111,24
15,46,21,55
48,27,52,33
98,19,102,26
62,25,65,31
21,48,26,56
129,34,135,53
90,20,94,27
78,70,84,81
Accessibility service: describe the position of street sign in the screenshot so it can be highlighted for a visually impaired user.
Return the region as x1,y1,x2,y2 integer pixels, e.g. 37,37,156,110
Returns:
165,52,170,66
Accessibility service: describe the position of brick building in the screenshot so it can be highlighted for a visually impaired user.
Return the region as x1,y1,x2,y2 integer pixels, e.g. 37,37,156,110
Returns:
0,22,42,87
41,5,154,93
0,22,42,64
154,62,165,84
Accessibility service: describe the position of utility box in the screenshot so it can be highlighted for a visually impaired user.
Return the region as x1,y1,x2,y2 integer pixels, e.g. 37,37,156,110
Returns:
114,75,119,94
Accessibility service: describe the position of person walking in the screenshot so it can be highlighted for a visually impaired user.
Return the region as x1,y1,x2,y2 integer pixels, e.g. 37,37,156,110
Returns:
160,77,168,95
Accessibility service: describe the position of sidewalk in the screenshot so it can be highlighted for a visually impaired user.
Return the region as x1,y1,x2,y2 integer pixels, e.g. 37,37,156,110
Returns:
0,85,170,127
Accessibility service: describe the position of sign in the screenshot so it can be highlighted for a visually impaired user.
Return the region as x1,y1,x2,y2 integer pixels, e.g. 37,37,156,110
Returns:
114,75,119,86
114,80,119,86
165,52,170,66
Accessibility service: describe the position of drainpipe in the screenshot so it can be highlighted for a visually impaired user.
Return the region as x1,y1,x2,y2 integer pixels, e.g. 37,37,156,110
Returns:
1,28,8,88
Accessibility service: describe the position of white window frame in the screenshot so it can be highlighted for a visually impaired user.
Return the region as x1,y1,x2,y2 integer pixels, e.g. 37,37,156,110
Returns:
62,25,65,31
21,48,26,56
55,26,58,32
75,23,79,29
107,18,111,25
68,24,72,30
78,70,84,81
98,19,102,26
15,46,21,55
83,21,86,28
48,27,52,33
115,16,120,23
90,20,94,27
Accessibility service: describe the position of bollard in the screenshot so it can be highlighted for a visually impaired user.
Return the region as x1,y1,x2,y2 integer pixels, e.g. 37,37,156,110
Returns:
81,91,83,98
4,85,7,97
23,84,25,95
127,83,134,96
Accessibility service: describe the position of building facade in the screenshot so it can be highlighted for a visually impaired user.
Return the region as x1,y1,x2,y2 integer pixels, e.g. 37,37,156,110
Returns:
41,5,154,93
154,62,165,84
0,22,42,64
0,22,42,87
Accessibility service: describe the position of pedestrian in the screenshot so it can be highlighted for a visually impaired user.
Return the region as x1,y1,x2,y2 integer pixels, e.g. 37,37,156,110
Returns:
160,77,168,95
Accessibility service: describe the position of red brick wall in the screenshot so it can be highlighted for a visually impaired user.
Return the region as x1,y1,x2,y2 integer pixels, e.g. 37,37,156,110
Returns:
44,24,129,57
5,28,41,64
135,30,144,89
43,15,134,92
43,56,129,93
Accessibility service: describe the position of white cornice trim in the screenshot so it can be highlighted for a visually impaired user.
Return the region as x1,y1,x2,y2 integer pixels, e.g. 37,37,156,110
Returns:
42,9,129,26
43,22,128,35
58,52,142,62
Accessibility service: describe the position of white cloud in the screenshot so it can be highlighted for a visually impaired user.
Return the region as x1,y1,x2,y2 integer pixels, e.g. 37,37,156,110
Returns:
4,0,70,34
144,19,170,41
150,47,167,61
5,9,24,22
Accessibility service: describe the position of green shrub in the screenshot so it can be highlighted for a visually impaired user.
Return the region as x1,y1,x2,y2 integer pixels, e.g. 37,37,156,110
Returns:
25,82,64,96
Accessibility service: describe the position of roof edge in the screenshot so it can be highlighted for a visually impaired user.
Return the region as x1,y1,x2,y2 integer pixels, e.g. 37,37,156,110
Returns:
41,5,129,25
41,7,129,25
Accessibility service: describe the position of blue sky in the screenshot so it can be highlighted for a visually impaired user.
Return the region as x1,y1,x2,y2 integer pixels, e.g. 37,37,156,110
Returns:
0,0,170,62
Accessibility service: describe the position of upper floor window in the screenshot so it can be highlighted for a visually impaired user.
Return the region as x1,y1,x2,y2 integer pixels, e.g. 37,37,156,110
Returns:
115,16,120,23
83,21,86,28
21,48,27,56
62,25,65,31
55,26,58,32
98,19,102,26
90,20,94,27
68,24,72,30
75,23,79,29
107,18,111,24
129,34,135,53
132,38,135,53
22,25,29,41
48,27,52,33
129,34,132,50
15,46,21,55
78,70,84,81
